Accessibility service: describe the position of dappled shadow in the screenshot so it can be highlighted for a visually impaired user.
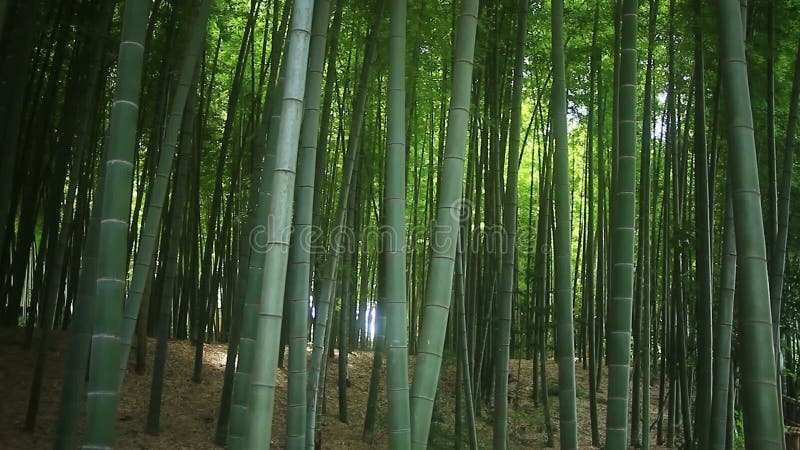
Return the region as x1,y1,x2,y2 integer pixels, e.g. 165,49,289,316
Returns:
0,326,227,449
0,327,668,449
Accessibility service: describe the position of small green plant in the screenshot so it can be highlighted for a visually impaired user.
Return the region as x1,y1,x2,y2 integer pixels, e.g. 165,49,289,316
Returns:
734,409,745,449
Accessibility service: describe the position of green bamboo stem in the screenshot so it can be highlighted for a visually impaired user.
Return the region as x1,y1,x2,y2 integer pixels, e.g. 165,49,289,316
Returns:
82,0,152,447
242,0,314,446
285,0,331,448
717,0,784,446
363,254,385,444
384,0,411,447
226,100,279,449
455,237,478,450
119,0,211,389
550,0,578,446
408,0,479,446
638,0,657,447
306,2,385,446
604,0,638,445
692,1,712,446
54,144,108,450
146,90,195,435
709,190,736,450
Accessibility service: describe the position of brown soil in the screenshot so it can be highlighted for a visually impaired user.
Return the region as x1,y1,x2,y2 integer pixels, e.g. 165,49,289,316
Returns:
0,327,669,449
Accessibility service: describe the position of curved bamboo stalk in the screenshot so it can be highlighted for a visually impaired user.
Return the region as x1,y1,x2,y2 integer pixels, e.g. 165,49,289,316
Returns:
408,0,479,446
305,2,385,446
118,0,211,389
146,89,196,435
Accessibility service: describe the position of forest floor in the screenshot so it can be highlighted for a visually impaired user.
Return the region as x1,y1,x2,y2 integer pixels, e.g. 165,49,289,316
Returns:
0,326,671,449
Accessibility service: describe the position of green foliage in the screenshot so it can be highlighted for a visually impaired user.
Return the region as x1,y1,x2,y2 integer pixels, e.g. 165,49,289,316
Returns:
734,410,745,449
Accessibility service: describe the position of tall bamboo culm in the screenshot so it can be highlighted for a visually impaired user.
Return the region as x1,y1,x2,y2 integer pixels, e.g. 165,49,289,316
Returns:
409,0,479,447
604,0,638,445
82,1,152,447
243,0,315,447
118,0,211,388
550,0,578,446
285,0,331,448
716,0,783,447
384,0,412,447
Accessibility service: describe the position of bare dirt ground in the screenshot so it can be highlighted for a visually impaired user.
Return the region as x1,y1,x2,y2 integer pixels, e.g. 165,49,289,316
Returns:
0,326,668,449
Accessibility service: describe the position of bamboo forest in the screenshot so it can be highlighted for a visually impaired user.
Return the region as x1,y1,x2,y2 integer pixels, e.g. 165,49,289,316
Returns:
2,0,800,448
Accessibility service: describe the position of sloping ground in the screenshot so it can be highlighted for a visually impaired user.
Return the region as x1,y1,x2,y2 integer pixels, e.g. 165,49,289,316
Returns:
0,327,667,449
